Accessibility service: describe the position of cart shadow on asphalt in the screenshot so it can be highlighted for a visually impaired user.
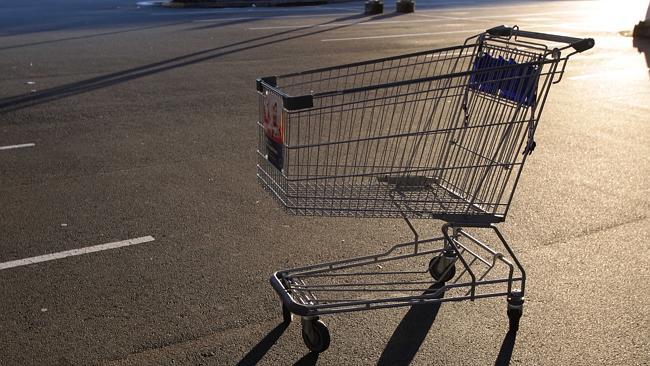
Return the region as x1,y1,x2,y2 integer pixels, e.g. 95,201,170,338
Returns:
0,21,195,52
235,321,320,366
494,329,517,366
376,285,443,366
377,284,518,366
293,352,320,366
235,322,291,366
0,11,404,114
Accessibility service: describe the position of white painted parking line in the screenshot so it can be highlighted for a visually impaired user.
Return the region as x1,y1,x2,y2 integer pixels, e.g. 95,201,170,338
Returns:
193,13,357,22
419,3,550,13
568,69,648,81
322,29,485,42
192,16,254,22
425,51,461,58
415,10,576,22
319,6,361,11
424,0,477,5
250,24,315,30
517,17,554,22
0,236,156,270
0,143,35,151
321,23,571,42
248,17,453,30
150,7,354,16
486,10,577,18
414,13,477,22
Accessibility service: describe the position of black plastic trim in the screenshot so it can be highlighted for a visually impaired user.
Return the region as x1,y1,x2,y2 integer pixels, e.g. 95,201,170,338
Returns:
283,94,313,111
486,25,594,53
256,76,277,92
571,38,595,53
486,25,512,37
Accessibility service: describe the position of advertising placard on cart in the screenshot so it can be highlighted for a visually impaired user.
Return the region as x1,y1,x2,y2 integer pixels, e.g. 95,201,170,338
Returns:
262,91,284,171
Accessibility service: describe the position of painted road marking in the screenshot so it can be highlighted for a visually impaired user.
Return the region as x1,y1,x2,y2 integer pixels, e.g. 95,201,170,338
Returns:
418,3,555,13
322,29,485,42
481,10,577,18
136,1,165,5
320,23,570,42
568,69,649,80
192,16,255,22
193,13,357,22
425,51,461,58
0,236,156,270
150,7,354,16
422,0,477,5
0,143,35,151
248,18,454,30
415,10,576,22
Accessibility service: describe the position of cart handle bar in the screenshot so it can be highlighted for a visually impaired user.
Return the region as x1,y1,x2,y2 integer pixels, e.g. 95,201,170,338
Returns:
486,25,594,53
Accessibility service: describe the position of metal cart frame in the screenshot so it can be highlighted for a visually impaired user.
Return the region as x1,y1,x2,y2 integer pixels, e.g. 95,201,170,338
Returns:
256,25,593,353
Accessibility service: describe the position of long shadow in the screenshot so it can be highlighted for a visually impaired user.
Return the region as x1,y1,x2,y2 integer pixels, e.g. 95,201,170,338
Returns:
377,285,444,366
236,322,289,366
0,12,372,114
0,19,90,38
0,21,186,52
293,352,319,366
494,330,517,366
0,17,258,51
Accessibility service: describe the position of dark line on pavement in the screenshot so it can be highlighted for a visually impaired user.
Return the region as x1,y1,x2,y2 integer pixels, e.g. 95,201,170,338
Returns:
0,21,186,51
236,322,289,366
0,12,383,115
377,284,444,366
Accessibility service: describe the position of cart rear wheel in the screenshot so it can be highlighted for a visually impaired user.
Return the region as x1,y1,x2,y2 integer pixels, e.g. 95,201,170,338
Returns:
428,255,456,282
282,303,293,324
301,319,330,353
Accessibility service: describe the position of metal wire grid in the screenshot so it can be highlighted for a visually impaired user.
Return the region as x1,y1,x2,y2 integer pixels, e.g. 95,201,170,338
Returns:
275,228,524,315
257,36,561,221
279,45,475,97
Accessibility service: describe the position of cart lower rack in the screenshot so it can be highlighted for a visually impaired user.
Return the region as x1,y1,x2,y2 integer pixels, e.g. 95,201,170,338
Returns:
256,26,593,353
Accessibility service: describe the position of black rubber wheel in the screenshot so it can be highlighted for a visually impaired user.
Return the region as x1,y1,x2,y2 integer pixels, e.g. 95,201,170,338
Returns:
282,303,293,324
301,319,331,353
364,1,383,15
428,256,456,282
507,308,522,332
396,0,414,13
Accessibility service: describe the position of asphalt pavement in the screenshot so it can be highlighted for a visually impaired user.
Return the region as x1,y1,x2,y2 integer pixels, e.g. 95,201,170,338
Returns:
0,0,648,365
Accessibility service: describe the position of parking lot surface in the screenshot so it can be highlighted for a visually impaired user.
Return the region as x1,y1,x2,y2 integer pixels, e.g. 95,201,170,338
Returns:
1,0,648,365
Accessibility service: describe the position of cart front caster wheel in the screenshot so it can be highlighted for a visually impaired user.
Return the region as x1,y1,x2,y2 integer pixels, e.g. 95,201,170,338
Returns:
281,303,293,324
428,255,456,282
301,319,330,353
507,308,522,332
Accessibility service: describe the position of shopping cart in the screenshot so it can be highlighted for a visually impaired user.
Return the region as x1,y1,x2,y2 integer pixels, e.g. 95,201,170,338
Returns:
256,25,593,353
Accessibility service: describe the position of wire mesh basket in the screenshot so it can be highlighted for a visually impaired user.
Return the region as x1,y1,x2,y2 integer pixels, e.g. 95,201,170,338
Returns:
257,27,592,222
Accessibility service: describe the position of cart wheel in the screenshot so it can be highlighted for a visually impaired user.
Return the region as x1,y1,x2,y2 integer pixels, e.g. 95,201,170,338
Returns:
428,255,456,282
282,303,293,324
301,318,330,353
507,308,522,332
